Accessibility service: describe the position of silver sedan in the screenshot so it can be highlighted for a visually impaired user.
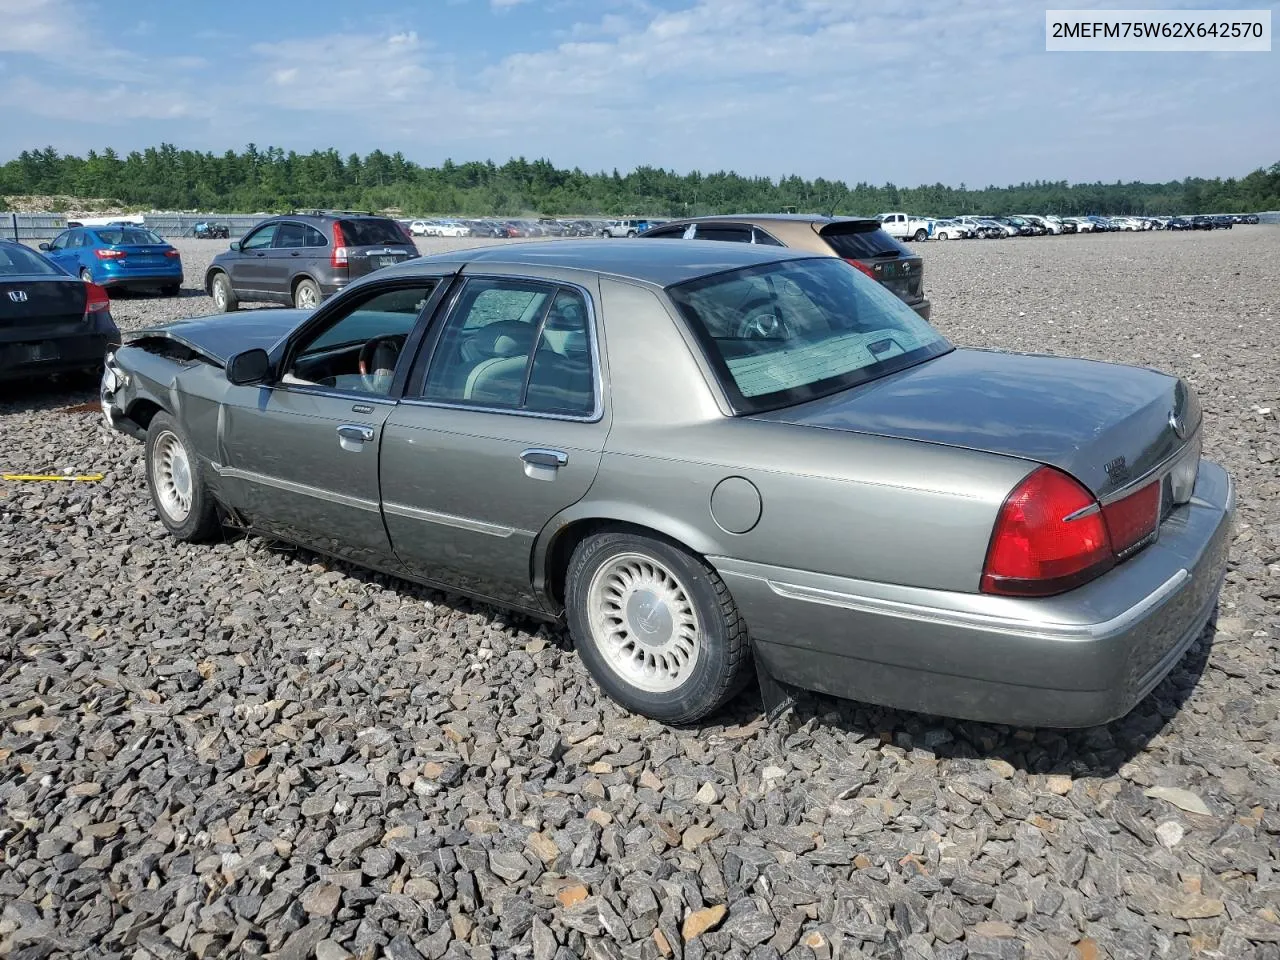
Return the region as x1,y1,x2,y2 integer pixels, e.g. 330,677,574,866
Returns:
101,240,1233,727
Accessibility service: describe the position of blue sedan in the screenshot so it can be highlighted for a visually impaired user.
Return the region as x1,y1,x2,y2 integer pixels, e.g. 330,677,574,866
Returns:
40,225,183,295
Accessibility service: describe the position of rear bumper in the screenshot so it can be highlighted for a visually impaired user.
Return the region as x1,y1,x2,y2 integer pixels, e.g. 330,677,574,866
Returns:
0,332,115,380
715,460,1234,728
97,261,183,288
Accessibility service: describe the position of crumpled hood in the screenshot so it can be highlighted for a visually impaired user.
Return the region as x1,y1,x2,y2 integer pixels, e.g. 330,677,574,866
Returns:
125,309,311,364
755,348,1198,499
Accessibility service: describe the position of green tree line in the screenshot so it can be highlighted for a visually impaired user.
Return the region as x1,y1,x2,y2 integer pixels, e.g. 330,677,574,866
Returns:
2,144,1277,217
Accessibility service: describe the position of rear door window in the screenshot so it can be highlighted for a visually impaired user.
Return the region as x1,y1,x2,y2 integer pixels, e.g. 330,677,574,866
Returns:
694,224,753,243
339,218,410,246
273,223,309,248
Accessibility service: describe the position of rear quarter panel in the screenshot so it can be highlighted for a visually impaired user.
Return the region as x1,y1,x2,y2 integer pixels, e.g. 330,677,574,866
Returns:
552,277,1034,593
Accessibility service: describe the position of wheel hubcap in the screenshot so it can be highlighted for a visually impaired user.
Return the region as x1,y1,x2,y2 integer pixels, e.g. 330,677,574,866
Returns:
152,431,192,522
214,283,226,307
587,553,700,693
299,286,317,308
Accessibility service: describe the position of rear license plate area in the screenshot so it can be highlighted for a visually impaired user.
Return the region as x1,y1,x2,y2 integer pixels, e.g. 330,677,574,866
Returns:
375,256,401,269
9,341,60,363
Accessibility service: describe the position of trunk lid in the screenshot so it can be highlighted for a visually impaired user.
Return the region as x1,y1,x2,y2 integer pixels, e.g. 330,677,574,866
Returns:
816,220,925,304
754,348,1197,499
0,276,89,339
338,218,419,280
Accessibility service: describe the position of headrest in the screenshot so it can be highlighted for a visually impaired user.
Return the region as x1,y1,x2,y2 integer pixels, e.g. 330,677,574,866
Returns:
470,320,535,358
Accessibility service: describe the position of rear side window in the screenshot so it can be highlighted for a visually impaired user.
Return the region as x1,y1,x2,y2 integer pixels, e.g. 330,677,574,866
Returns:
819,224,911,260
420,279,595,416
338,218,410,246
696,225,753,243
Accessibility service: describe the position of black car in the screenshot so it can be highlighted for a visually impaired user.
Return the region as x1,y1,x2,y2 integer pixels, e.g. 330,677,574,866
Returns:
1168,217,1193,230
0,239,119,381
206,211,419,311
1211,215,1234,230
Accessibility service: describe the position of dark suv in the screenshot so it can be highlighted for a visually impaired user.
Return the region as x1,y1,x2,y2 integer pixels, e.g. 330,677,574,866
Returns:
205,211,419,311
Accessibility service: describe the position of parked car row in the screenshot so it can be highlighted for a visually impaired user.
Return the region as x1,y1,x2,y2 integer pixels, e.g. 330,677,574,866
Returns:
400,216,672,239
908,212,1259,239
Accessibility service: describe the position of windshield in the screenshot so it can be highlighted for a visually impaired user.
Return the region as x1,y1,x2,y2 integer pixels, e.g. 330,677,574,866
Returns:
92,228,166,245
0,244,63,276
667,258,951,414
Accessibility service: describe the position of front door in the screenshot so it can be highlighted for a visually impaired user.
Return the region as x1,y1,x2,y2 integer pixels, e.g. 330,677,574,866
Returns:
380,276,609,608
228,223,278,296
218,280,443,567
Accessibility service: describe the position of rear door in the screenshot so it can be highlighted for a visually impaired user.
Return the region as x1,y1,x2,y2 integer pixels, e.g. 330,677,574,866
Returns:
381,275,608,608
229,223,278,294
267,221,310,299
338,218,418,281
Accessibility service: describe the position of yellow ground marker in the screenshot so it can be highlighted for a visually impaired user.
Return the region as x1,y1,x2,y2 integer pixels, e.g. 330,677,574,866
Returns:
2,474,105,482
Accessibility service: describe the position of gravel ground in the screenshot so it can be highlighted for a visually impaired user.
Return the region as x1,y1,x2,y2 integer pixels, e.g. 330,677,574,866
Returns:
2,230,1278,960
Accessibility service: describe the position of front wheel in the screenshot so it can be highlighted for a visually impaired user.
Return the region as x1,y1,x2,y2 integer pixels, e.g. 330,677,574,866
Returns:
211,272,238,312
565,530,751,724
144,412,220,542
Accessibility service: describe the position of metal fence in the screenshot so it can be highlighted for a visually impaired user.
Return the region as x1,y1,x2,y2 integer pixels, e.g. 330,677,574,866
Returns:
4,212,269,241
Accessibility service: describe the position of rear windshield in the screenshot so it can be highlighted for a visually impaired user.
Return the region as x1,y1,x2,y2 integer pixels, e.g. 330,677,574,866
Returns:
0,244,62,276
338,218,410,246
667,258,950,414
93,228,166,246
819,223,912,260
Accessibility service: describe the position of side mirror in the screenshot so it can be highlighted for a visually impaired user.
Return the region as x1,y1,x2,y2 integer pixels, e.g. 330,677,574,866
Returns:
38,242,51,251
226,348,272,385
228,240,242,251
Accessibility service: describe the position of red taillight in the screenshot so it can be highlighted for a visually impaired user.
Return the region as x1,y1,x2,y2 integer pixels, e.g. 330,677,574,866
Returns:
84,283,111,318
397,223,415,244
844,257,877,279
95,248,126,260
981,467,1113,597
331,222,348,268
164,248,181,258
1101,481,1160,555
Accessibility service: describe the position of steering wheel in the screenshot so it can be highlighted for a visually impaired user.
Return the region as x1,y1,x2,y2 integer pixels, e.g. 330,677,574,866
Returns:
358,335,403,392
735,298,791,340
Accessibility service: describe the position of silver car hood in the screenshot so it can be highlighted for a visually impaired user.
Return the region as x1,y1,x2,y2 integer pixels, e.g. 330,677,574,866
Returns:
755,348,1198,499
125,309,311,364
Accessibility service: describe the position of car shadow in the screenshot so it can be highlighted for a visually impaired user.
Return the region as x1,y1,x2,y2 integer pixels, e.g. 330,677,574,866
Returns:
0,376,101,414
232,534,1215,780
723,611,1218,779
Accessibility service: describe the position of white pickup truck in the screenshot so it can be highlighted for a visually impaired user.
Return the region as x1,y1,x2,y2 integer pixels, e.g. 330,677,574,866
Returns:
876,212,934,242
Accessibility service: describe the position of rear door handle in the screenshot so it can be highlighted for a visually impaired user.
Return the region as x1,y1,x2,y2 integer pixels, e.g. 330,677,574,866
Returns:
521,448,568,467
337,424,373,442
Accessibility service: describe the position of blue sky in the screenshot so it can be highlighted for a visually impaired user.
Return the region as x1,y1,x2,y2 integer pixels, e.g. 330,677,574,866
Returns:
0,0,1275,186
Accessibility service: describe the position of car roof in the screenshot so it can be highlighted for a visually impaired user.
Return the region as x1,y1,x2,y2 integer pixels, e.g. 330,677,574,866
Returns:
398,238,816,287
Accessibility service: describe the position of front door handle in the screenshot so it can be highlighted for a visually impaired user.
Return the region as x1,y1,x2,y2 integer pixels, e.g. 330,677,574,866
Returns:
337,424,375,451
521,448,568,467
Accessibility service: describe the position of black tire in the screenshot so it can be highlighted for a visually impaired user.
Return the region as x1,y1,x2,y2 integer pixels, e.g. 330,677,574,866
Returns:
913,228,928,242
565,530,751,724
143,412,220,543
293,277,321,310
626,230,637,238
161,284,180,297
211,272,238,312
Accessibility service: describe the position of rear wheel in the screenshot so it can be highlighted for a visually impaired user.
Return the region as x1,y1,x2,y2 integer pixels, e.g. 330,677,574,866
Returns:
144,412,220,542
626,230,637,237
79,268,93,284
913,228,928,242
937,232,949,241
293,278,320,310
211,272,238,312
565,530,751,724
